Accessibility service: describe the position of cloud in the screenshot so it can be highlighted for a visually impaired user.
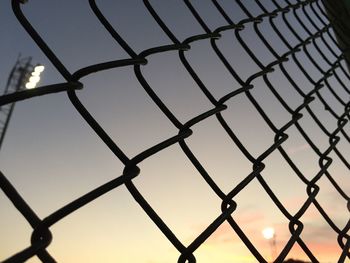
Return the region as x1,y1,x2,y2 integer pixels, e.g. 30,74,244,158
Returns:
301,223,340,243
190,207,346,262
280,222,345,262
189,211,266,246
286,143,311,155
187,211,272,252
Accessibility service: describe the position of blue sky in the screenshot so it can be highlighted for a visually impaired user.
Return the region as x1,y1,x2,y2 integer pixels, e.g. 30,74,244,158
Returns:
1,1,349,262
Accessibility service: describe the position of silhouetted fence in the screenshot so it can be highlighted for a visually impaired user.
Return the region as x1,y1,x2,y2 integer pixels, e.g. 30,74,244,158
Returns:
1,0,349,262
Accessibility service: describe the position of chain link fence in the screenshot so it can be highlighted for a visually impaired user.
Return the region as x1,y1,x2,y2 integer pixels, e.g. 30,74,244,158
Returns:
1,0,349,262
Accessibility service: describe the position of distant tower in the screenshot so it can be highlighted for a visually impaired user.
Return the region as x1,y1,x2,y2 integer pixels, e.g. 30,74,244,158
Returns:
262,227,277,262
0,56,41,151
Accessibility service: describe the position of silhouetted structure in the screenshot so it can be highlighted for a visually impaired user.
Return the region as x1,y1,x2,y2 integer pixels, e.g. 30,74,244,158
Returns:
0,56,32,151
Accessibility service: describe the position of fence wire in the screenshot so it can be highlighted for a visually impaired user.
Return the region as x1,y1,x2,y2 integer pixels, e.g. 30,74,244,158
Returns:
1,0,350,262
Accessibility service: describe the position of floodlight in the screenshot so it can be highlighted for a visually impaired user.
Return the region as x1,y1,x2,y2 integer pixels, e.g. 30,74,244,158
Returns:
25,64,44,89
25,82,36,89
29,75,40,84
34,65,45,73
262,227,275,240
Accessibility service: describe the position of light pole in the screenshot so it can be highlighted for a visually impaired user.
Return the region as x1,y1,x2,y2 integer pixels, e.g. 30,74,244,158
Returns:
262,227,277,263
0,56,44,151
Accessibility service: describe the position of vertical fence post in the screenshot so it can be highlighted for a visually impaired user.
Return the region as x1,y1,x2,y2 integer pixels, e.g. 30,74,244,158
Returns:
324,0,350,70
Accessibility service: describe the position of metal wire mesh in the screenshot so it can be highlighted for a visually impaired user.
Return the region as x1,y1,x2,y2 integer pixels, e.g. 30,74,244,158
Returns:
1,0,350,262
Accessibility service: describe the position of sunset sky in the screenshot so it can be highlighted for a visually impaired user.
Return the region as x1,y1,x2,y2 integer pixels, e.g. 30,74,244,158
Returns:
1,0,349,262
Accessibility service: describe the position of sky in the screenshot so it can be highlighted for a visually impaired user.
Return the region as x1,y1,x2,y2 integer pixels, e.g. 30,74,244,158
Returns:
0,0,349,262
